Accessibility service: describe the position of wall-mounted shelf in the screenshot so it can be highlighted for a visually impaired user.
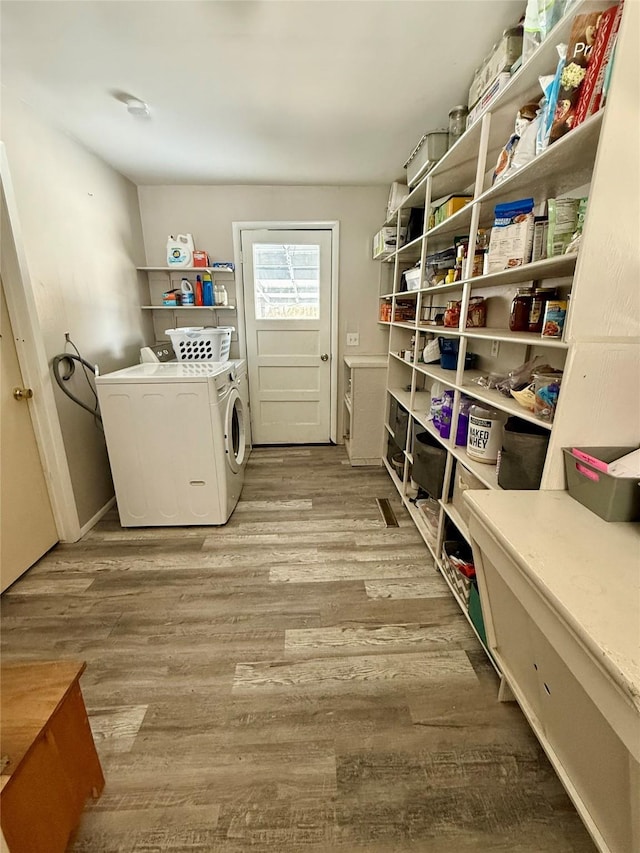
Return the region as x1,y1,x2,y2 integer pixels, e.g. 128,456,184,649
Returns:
140,305,236,311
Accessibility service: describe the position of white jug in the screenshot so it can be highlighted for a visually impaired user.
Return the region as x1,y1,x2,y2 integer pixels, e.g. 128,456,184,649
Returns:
166,234,195,268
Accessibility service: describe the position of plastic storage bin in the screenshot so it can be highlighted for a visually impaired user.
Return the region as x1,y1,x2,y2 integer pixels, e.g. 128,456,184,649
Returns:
563,446,640,522
441,540,473,604
451,462,487,527
498,418,550,490
412,431,447,498
438,338,477,371
404,130,449,187
165,327,232,361
393,404,409,450
403,268,422,291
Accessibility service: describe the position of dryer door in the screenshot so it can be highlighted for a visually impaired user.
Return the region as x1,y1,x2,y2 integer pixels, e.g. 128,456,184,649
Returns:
224,387,247,473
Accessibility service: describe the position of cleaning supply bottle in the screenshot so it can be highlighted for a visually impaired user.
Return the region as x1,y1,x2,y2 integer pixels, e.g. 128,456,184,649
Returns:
180,278,194,305
195,275,203,307
166,234,194,268
202,272,214,307
217,283,229,307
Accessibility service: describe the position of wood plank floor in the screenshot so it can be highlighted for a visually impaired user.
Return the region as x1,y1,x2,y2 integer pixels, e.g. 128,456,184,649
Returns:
1,446,595,852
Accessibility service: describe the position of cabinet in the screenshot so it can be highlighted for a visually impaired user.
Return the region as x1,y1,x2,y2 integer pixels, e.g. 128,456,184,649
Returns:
343,356,387,465
0,661,104,853
137,266,239,350
373,0,639,658
466,491,640,853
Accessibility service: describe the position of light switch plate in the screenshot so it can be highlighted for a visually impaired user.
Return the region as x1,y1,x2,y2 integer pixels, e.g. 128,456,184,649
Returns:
346,332,359,346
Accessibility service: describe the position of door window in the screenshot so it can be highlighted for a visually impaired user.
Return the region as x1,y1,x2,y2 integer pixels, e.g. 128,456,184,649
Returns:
252,243,320,320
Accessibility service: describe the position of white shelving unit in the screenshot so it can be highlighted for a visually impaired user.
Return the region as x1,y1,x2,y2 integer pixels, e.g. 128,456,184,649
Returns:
136,266,239,347
343,356,388,465
375,0,639,627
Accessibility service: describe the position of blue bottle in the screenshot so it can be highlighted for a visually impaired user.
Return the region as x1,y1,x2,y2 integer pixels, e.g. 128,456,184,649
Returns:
202,272,214,307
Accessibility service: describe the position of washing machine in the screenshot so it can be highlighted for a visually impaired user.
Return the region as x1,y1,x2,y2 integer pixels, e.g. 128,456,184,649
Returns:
96,360,247,526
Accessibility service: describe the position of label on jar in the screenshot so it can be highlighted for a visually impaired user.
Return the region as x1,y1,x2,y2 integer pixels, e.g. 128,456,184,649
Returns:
467,415,504,464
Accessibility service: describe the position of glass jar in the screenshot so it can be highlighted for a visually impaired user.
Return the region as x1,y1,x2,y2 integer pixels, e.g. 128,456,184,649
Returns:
509,287,533,332
528,287,557,333
444,300,461,327
448,105,469,148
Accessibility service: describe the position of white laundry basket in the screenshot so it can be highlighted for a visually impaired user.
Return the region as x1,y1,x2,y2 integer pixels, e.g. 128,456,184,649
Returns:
165,327,233,361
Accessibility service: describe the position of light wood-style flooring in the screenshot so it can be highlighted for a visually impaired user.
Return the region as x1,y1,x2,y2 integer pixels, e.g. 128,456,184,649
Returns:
1,446,595,852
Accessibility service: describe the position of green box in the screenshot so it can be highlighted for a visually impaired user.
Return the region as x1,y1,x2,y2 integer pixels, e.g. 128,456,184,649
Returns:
468,582,487,647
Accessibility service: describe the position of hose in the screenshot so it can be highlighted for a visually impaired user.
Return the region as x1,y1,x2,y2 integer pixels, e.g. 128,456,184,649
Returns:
52,344,103,428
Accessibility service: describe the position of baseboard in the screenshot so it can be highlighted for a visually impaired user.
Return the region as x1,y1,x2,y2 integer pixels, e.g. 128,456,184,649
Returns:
77,496,116,539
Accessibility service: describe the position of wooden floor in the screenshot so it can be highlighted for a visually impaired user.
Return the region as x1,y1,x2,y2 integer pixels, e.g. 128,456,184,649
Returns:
1,446,595,852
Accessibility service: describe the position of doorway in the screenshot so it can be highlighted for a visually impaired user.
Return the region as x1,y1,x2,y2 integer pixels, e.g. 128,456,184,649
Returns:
239,226,337,444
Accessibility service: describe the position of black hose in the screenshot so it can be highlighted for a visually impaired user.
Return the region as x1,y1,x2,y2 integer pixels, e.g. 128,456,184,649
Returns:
52,352,103,426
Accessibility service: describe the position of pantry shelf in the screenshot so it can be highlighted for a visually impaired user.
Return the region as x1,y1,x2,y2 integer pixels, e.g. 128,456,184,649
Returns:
476,110,604,212
434,327,569,349
439,500,471,544
140,305,236,311
137,266,234,273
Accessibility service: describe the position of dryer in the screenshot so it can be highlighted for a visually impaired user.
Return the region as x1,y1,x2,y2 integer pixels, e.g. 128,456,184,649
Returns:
96,361,247,526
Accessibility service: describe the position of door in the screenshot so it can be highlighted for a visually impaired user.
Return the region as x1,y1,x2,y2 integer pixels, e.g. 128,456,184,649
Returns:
241,229,332,444
1,279,58,590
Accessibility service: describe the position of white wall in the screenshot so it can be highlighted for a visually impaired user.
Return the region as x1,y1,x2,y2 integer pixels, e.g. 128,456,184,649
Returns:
138,184,390,442
2,90,152,528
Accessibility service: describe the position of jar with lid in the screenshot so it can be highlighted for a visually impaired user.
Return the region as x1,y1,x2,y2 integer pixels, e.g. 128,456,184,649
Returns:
444,300,461,327
467,404,507,464
528,287,557,333
509,287,533,331
448,105,469,148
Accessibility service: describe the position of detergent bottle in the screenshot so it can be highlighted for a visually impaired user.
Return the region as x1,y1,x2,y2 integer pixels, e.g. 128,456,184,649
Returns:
180,278,195,305
166,234,195,268
202,272,214,306
194,275,204,307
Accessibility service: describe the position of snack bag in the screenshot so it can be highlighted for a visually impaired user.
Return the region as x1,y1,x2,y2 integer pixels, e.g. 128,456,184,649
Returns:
549,12,602,142
539,45,567,153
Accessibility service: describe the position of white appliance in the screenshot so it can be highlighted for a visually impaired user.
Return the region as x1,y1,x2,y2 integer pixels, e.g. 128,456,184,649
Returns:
96,361,247,526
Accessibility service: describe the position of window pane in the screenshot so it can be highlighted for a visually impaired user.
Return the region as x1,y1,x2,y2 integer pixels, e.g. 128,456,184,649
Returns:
253,243,320,319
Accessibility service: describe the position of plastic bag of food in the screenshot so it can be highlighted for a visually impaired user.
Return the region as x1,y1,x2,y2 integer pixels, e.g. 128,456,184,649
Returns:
564,197,588,254
538,45,567,154
493,103,539,185
547,197,583,257
495,356,549,397
523,0,567,63
508,111,541,172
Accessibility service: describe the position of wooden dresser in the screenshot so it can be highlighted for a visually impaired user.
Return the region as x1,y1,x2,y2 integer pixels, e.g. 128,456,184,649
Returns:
0,660,104,852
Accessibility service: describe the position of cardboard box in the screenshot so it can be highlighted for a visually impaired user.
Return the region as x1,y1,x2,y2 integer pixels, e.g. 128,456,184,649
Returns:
433,195,472,226
373,227,407,259
487,212,535,272
192,250,209,267
466,73,511,129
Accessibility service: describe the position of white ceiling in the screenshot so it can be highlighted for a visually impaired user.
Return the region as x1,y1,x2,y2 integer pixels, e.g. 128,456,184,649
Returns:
1,0,523,187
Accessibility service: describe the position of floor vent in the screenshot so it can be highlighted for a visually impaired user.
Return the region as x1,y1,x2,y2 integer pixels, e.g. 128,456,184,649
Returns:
376,498,399,528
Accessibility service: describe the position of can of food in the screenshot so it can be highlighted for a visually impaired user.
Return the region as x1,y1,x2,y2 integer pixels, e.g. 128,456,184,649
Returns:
541,299,567,338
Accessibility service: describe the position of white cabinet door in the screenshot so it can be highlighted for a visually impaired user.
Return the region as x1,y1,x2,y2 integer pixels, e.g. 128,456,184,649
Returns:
241,229,333,444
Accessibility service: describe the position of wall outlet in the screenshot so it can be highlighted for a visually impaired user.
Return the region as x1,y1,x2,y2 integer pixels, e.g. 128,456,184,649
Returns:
346,332,359,347
491,339,500,357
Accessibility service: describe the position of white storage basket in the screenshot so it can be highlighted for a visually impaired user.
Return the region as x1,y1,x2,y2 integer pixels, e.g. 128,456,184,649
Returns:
165,326,232,361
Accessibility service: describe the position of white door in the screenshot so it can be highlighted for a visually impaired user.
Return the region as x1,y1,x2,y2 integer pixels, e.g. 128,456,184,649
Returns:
241,229,333,444
1,279,58,590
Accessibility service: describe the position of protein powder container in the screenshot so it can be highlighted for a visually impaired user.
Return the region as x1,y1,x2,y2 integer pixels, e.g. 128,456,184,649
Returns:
467,404,507,464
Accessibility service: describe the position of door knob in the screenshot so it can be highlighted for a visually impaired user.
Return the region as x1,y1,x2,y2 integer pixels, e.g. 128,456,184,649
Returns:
320,353,329,362
13,387,33,401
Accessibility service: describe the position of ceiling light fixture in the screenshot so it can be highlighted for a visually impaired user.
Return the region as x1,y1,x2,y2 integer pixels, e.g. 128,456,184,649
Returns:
125,97,150,118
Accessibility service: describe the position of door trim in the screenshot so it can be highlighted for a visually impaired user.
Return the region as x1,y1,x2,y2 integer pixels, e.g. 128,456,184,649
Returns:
232,221,339,444
0,143,80,542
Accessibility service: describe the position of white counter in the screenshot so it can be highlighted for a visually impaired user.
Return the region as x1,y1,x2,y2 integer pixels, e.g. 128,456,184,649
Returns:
465,490,640,853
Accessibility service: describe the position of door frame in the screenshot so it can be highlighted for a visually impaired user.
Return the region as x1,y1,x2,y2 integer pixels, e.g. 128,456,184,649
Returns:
0,143,80,542
232,221,340,444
